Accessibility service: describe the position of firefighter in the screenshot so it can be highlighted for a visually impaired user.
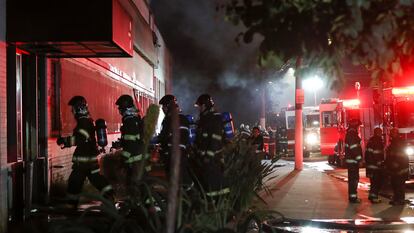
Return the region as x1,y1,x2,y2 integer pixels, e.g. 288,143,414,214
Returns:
57,96,113,207
344,119,363,203
385,128,409,205
365,127,384,203
158,94,192,188
114,95,147,190
194,94,229,198
250,126,264,156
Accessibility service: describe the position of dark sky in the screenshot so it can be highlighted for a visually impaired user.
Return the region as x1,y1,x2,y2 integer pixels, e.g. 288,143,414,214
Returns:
149,0,362,125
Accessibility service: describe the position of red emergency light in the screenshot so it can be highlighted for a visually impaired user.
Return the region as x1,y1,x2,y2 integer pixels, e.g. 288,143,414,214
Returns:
342,99,360,107
392,86,414,95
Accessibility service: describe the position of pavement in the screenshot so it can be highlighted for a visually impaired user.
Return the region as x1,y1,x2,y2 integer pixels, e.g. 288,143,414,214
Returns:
259,159,414,221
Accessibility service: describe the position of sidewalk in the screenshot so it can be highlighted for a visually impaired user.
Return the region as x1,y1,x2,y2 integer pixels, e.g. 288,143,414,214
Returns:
260,160,414,220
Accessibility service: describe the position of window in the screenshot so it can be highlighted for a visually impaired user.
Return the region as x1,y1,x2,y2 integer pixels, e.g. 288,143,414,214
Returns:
305,114,319,128
287,116,295,129
322,111,338,128
396,101,414,128
322,112,332,128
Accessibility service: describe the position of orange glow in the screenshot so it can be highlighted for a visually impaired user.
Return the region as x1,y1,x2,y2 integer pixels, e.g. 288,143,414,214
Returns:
342,99,360,107
392,86,414,95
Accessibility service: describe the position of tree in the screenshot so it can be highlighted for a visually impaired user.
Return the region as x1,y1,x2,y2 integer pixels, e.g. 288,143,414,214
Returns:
222,0,414,86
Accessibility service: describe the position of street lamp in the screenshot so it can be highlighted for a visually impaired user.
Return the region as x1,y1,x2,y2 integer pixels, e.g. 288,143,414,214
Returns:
303,75,324,106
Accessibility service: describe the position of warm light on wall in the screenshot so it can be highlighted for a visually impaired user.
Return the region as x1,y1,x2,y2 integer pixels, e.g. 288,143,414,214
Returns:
342,99,360,107
392,86,414,95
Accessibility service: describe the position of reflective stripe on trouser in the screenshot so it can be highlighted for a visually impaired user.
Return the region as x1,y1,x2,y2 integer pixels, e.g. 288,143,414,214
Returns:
125,154,150,164
72,156,98,163
350,144,359,149
206,187,230,197
100,185,113,195
122,134,140,141
346,159,358,164
348,163,359,199
367,165,378,170
67,165,111,203
91,168,100,174
212,133,222,141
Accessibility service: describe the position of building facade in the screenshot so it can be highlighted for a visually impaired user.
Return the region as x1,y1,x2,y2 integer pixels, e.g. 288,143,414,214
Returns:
0,0,171,231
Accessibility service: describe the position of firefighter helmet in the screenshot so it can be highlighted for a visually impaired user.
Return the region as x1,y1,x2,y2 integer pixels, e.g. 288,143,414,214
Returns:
159,94,178,113
159,94,178,107
116,95,138,117
116,95,135,109
195,94,214,108
68,96,87,107
68,96,89,117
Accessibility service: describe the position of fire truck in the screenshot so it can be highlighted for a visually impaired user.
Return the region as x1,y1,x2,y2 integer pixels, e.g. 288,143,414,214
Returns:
383,86,414,176
283,106,320,157
320,95,377,166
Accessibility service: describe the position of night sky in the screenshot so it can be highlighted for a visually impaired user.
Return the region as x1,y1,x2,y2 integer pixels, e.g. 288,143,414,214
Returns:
150,0,369,126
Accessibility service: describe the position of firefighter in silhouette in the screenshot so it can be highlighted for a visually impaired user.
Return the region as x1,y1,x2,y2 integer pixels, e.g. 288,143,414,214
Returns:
365,127,384,203
344,118,363,203
250,126,264,156
57,96,113,207
385,128,409,205
113,95,147,190
158,94,192,188
194,94,229,198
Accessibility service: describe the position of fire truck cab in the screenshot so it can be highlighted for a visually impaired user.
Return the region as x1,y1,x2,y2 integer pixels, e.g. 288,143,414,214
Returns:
283,106,320,157
384,86,414,176
303,106,321,157
320,98,361,165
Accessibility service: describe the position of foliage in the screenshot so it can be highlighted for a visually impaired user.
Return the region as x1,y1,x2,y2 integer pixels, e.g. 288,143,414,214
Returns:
221,0,414,85
180,135,280,233
49,118,280,233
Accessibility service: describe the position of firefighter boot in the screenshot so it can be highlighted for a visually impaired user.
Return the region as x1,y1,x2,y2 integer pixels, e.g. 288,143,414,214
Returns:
369,197,382,204
349,198,361,203
368,193,382,203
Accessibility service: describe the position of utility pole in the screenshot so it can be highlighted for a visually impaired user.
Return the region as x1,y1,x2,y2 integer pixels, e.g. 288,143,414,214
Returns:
260,86,266,129
294,57,304,170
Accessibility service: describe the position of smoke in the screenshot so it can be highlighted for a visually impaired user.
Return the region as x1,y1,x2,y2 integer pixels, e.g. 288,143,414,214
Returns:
150,0,299,125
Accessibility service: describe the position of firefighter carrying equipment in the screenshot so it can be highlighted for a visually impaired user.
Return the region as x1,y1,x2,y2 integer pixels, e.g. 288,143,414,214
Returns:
195,93,214,108
61,111,113,206
68,96,89,118
194,107,229,194
158,112,192,186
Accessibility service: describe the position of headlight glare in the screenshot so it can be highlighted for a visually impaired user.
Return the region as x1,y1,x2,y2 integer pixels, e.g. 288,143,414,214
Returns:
305,133,318,145
405,147,414,156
